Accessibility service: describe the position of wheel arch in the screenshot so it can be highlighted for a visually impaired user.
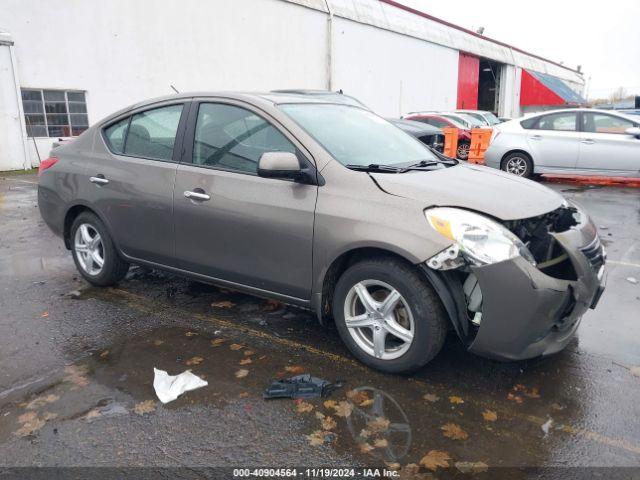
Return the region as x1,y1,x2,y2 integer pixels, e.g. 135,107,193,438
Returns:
500,149,534,169
63,203,113,250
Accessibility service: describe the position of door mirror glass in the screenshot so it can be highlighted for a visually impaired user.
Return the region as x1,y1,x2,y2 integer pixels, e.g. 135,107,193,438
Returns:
258,152,302,180
625,127,640,138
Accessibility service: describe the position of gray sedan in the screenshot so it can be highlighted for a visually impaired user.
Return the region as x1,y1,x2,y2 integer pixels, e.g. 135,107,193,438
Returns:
38,92,605,373
484,108,640,178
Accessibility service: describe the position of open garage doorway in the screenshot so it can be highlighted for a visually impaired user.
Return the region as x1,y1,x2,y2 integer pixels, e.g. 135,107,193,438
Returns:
478,59,502,113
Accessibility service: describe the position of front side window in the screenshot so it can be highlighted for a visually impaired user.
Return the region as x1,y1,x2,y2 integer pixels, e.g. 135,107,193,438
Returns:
124,104,183,161
193,103,296,174
536,112,577,132
21,89,89,137
280,104,437,167
583,113,635,134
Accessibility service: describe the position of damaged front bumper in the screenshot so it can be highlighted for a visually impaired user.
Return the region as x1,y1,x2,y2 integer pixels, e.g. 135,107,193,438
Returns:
424,213,605,361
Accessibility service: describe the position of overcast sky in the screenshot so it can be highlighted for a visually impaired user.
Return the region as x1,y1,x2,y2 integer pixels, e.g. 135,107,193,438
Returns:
396,0,640,100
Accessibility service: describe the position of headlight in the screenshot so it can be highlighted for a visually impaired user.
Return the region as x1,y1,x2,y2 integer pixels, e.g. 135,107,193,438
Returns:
425,207,536,267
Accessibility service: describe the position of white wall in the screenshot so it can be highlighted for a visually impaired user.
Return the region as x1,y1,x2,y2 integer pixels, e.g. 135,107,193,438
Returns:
0,38,29,171
332,17,458,116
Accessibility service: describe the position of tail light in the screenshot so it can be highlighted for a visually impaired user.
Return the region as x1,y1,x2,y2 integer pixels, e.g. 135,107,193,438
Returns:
38,156,58,176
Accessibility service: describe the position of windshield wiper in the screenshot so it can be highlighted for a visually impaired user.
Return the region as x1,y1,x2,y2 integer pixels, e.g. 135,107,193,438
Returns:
345,164,404,173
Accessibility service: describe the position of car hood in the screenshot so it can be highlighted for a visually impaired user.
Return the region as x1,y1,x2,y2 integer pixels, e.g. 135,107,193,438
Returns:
371,163,565,221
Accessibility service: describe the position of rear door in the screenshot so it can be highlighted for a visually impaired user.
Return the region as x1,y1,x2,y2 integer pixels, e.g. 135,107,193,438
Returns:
525,111,580,171
89,101,189,265
577,112,640,175
172,100,317,300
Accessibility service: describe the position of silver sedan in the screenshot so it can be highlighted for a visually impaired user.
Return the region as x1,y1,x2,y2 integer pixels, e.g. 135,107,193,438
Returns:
484,108,640,178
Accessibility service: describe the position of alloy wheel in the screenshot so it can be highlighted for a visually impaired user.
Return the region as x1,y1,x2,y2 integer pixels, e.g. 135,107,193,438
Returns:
505,157,527,176
74,223,105,276
343,280,415,360
457,143,470,159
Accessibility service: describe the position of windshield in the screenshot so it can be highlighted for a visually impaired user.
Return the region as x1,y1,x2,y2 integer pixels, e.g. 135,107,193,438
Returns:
279,104,438,167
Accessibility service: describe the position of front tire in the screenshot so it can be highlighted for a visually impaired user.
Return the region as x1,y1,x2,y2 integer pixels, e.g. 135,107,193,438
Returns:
501,152,533,178
70,212,129,286
332,258,447,374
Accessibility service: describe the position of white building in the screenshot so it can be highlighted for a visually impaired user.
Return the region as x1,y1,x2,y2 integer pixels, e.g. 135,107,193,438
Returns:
0,0,585,170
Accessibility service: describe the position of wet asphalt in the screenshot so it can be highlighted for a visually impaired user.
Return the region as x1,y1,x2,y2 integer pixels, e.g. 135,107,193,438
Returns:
0,172,639,477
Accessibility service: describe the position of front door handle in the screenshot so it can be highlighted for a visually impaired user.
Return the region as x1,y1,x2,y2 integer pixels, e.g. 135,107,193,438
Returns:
89,175,109,185
530,135,542,141
184,190,211,201
581,139,595,145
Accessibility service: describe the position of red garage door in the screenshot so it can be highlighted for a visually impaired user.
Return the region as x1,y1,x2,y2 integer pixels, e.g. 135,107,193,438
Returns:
457,53,479,109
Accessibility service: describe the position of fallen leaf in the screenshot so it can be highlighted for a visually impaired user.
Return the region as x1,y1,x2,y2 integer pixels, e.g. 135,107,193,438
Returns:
235,369,249,378
507,393,523,404
239,392,249,398
14,411,46,436
84,409,101,421
134,400,156,415
359,398,374,407
40,312,49,318
296,401,314,413
333,401,353,418
482,409,498,422
420,450,451,471
321,416,337,430
441,423,468,440
630,366,640,378
359,429,371,439
423,393,439,403
284,365,305,374
185,356,204,366
385,462,401,471
229,343,244,351
306,430,326,446
185,331,198,337
153,339,165,346
374,438,389,448
99,350,110,359
449,396,464,404
64,365,89,388
399,463,423,479
262,299,282,311
210,338,225,347
367,416,390,433
243,350,255,356
41,412,58,421
315,411,325,420
359,442,375,453
212,300,236,309
323,399,337,410
455,461,488,474
239,358,253,366
346,389,370,405
25,394,59,410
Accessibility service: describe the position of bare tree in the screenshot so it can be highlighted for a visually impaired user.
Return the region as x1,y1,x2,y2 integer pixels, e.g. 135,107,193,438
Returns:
609,87,628,103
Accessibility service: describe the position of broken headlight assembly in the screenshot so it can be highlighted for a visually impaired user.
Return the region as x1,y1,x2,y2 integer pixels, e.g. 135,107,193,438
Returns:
425,207,536,269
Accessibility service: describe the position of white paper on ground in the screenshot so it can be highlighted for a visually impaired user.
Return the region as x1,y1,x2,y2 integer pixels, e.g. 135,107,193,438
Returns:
153,368,208,404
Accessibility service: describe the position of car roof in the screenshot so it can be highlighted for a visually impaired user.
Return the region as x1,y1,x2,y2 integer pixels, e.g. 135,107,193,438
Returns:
98,91,366,125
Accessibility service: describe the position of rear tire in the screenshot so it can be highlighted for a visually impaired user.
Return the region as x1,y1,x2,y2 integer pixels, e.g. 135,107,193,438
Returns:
501,152,533,178
332,258,447,374
70,212,129,286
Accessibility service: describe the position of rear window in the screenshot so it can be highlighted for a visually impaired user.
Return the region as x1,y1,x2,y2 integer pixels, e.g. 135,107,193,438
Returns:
520,117,538,129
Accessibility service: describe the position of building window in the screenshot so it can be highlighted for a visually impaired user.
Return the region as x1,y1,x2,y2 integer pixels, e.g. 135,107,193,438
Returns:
21,89,89,137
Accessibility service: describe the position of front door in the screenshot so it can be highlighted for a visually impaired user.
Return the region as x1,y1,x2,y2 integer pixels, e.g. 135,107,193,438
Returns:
526,111,580,171
578,112,640,176
173,101,317,300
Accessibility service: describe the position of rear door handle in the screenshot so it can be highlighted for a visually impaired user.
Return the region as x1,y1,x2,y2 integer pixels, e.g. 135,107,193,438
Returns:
581,139,595,145
184,190,211,201
529,135,542,141
89,175,109,185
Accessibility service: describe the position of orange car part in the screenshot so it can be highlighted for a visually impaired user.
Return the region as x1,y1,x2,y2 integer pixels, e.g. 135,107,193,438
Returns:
468,128,492,164
442,127,459,159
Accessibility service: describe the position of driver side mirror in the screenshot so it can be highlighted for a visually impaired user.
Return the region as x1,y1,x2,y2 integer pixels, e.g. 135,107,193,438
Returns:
625,127,640,138
258,152,303,180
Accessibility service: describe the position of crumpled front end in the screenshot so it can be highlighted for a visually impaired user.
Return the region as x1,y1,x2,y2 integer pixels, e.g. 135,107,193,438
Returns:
426,205,605,361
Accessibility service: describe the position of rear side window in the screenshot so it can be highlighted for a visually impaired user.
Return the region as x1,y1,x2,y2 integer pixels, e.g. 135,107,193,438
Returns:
520,117,537,129
193,103,296,174
535,112,577,132
104,117,130,153
123,104,183,161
